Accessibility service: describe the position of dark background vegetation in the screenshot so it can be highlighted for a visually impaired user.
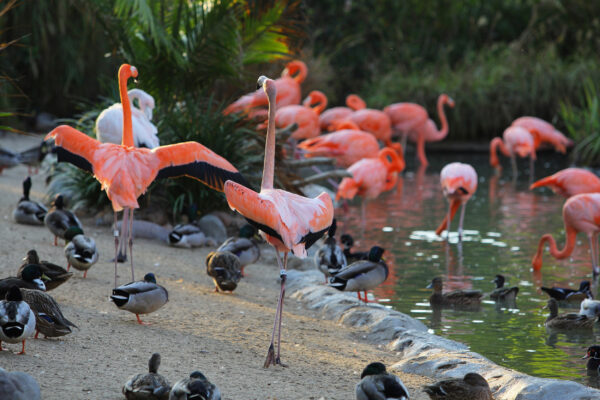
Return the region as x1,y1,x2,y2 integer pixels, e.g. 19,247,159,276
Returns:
2,0,600,215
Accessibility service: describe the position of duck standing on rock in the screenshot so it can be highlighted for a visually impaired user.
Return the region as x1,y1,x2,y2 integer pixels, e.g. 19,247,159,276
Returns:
206,251,242,292
328,246,387,303
110,273,168,325
427,277,483,308
18,249,71,291
355,362,409,400
545,298,596,330
490,274,519,302
217,224,260,277
169,371,221,400
13,177,47,225
315,220,347,282
424,373,493,400
0,286,36,354
123,353,171,400
20,288,76,338
0,265,47,299
44,194,83,246
64,227,98,278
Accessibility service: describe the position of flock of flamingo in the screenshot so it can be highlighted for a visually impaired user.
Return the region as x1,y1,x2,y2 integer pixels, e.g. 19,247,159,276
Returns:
0,58,599,399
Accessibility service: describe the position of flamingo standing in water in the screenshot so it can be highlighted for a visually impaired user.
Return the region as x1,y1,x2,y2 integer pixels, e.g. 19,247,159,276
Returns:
530,168,600,197
511,116,573,153
435,162,478,239
297,125,380,168
46,64,248,287
384,94,453,164
335,147,405,201
489,126,536,177
319,94,366,131
224,76,333,367
223,60,307,116
532,193,600,275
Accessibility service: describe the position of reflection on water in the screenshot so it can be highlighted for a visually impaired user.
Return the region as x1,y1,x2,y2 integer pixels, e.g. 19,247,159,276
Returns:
335,152,600,386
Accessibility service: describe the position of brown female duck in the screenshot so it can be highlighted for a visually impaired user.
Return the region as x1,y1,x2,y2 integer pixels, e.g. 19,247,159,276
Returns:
427,277,483,307
545,298,596,330
424,372,493,400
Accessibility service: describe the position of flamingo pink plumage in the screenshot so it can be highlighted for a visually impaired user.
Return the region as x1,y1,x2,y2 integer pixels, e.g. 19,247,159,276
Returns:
489,126,536,176
530,168,600,198
223,60,307,116
224,76,334,367
511,116,573,153
435,162,478,238
532,193,600,275
319,94,366,131
46,64,248,289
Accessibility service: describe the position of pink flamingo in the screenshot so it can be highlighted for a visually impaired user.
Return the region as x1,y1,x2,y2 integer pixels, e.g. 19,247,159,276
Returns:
384,94,454,166
335,148,405,201
489,126,536,177
223,60,307,116
511,116,573,153
532,193,600,275
46,65,248,289
435,162,478,238
224,76,334,367
259,90,327,141
530,168,600,197
319,94,366,131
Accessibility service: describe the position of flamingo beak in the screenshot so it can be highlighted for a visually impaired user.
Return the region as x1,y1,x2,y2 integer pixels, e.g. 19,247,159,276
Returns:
447,97,455,107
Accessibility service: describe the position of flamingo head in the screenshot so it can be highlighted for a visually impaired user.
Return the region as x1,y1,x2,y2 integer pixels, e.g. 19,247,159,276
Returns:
282,60,308,83
531,252,543,271
379,147,405,173
346,94,366,110
119,64,138,81
257,75,276,99
514,143,534,158
303,90,328,114
441,94,455,108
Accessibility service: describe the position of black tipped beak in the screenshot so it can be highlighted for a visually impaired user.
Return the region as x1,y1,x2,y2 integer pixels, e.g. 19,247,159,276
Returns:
458,187,469,195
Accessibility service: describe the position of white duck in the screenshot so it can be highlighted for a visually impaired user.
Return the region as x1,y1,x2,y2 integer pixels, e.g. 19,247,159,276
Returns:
0,286,36,354
96,89,159,148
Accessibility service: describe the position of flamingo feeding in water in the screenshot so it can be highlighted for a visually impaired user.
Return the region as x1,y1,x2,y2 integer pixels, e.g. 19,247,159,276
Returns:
435,162,478,239
223,60,307,116
530,168,600,198
335,147,405,201
511,116,573,153
96,89,159,149
532,193,600,275
319,94,366,131
45,64,248,287
489,126,536,177
297,127,380,168
224,76,334,367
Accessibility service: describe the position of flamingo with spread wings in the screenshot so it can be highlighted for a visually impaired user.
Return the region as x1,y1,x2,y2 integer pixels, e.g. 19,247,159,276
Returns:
46,64,248,287
224,76,333,368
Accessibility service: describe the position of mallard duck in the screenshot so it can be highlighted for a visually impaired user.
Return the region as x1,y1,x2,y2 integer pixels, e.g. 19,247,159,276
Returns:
18,249,72,290
19,141,49,174
427,277,483,308
110,273,168,324
0,146,20,174
13,177,48,225
169,371,221,400
580,299,600,318
541,280,593,302
340,233,369,263
583,345,600,373
328,246,387,302
355,362,409,400
490,274,519,302
64,227,98,278
315,219,347,282
424,373,493,400
123,353,171,400
44,194,83,246
0,367,41,399
20,288,76,338
0,264,47,299
217,224,260,277
545,298,596,329
168,223,217,248
0,286,36,354
206,251,242,292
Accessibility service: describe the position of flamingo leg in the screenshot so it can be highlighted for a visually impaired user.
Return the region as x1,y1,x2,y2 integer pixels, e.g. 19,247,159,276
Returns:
275,252,288,365
510,156,517,179
457,203,466,240
116,209,129,262
445,201,452,241
264,251,288,368
400,132,407,157
128,207,135,281
589,233,599,275
593,232,599,275
113,211,119,287
416,133,428,166
529,155,535,184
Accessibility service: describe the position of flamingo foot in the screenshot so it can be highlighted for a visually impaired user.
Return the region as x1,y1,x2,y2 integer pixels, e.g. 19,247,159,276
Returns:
135,314,150,325
264,343,276,368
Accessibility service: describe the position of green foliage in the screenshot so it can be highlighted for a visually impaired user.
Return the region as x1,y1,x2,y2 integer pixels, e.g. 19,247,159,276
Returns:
560,81,600,166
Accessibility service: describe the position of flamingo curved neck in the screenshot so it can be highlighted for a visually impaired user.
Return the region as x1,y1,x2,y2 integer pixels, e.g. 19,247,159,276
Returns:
489,137,510,167
262,86,276,190
119,67,134,147
430,96,450,141
541,228,577,260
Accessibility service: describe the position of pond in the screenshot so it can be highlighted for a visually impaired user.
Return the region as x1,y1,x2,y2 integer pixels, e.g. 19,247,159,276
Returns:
335,150,600,387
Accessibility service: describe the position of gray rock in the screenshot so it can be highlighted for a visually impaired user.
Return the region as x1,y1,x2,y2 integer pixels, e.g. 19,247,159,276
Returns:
196,214,228,244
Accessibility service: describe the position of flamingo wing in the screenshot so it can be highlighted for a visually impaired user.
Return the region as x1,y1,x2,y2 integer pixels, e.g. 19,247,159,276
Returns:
154,142,250,192
45,125,102,174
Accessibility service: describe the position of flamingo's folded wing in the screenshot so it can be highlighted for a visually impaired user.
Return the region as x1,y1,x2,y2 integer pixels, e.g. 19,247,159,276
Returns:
45,125,101,174
154,142,250,192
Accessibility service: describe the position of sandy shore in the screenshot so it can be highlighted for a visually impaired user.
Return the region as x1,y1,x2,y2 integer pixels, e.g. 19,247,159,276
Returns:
0,132,433,399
